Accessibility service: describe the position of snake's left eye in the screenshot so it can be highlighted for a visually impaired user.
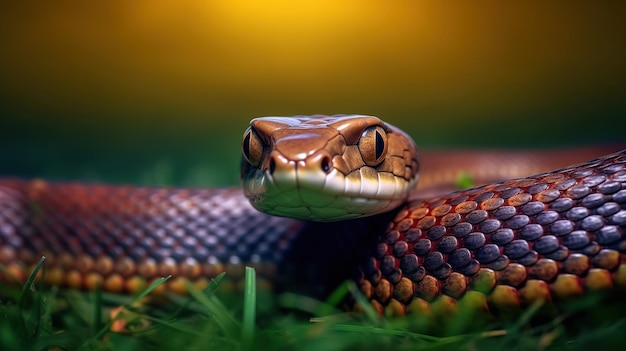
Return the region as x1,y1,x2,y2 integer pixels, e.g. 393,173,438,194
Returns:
358,126,388,166
242,127,264,167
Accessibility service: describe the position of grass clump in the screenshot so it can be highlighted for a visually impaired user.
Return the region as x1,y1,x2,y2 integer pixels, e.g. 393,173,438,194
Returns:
1,262,625,351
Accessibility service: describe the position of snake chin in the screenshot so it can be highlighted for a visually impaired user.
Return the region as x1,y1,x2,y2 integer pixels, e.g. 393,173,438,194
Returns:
248,181,409,222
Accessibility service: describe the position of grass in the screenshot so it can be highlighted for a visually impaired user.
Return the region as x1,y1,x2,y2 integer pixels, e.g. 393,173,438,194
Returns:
2,260,626,351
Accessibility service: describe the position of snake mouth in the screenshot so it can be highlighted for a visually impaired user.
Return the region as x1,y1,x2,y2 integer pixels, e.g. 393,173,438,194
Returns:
244,166,416,221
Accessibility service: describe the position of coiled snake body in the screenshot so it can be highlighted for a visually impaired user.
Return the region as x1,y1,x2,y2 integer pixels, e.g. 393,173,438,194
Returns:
1,115,625,316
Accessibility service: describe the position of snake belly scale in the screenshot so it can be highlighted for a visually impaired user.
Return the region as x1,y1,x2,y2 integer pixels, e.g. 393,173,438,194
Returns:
0,114,625,316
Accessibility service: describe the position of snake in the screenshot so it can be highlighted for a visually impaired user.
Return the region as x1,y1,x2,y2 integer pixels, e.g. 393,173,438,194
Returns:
0,114,625,316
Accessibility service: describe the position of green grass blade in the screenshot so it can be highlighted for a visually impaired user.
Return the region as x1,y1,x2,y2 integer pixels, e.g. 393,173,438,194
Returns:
183,279,240,339
242,266,256,350
88,275,172,343
18,256,46,306
346,280,384,326
132,275,172,303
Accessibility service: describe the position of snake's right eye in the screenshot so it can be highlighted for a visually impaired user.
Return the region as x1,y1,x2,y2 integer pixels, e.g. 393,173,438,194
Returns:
359,125,388,167
242,127,264,166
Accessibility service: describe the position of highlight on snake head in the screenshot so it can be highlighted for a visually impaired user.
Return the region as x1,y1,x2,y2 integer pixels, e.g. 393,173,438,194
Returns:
240,114,420,221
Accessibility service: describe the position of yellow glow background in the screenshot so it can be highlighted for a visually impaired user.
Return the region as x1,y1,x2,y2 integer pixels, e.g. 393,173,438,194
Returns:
1,1,624,185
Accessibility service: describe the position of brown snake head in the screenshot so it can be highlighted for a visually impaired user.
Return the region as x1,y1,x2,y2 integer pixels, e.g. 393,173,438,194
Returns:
240,114,420,221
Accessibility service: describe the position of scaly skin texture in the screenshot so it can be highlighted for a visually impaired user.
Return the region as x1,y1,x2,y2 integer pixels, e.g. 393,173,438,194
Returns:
1,150,624,315
0,115,624,315
360,151,626,315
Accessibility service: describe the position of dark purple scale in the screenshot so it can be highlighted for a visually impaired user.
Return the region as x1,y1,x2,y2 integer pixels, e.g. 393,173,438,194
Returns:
598,181,622,195
173,246,192,262
499,187,521,199
375,243,387,258
491,228,515,245
192,246,211,262
385,230,401,244
160,235,177,250
550,197,574,212
448,248,471,268
614,170,626,182
451,222,473,237
567,185,592,199
405,228,421,242
109,246,125,259
522,201,545,216
486,255,509,271
536,211,559,225
533,235,559,254
597,202,620,216
118,235,137,250
563,230,590,249
567,207,590,221
603,163,626,174
225,234,240,248
387,268,403,284
550,220,574,236
506,215,530,230
544,246,569,261
580,215,605,232
152,247,171,261
459,259,481,276
503,239,530,259
464,232,486,250
466,210,488,224
517,250,539,266
400,254,419,273
128,247,151,262
583,174,607,187
520,224,544,240
423,251,444,271
475,244,500,263
572,169,595,179
480,219,501,233
581,242,601,256
405,266,426,281
437,236,458,253
612,210,626,225
427,225,446,240
431,263,452,279
527,183,548,194
380,255,396,275
414,238,431,255
581,193,607,208
554,178,577,191
494,206,517,220
596,226,622,245
368,270,382,284
393,241,409,256
474,191,495,202
449,195,469,205
526,183,548,195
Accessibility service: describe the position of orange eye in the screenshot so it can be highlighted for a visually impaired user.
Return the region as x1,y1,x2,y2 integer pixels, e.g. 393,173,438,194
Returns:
242,127,264,166
358,126,388,166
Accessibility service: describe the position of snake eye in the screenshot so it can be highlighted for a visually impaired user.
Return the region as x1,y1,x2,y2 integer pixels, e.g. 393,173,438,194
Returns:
358,126,388,166
242,127,264,167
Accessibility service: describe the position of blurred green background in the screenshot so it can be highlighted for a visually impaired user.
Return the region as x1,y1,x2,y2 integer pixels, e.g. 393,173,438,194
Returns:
1,0,624,187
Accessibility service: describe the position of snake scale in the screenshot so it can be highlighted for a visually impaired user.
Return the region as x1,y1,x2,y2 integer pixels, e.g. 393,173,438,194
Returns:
0,114,625,317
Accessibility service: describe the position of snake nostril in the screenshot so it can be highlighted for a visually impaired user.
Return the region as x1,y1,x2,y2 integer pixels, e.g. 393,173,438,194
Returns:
269,157,276,175
321,156,332,173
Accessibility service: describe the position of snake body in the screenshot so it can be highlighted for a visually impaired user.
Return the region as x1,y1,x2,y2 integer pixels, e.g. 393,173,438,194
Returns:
1,115,625,316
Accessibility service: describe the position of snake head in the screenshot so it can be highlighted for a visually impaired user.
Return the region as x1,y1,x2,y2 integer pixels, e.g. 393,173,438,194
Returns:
240,114,420,221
